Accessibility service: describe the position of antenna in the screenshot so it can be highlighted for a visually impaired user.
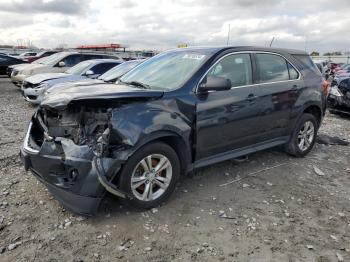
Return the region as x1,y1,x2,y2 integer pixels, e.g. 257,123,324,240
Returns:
226,24,231,46
269,37,275,47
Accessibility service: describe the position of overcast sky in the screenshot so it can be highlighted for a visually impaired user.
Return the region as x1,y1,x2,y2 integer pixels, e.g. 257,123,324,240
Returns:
0,0,349,53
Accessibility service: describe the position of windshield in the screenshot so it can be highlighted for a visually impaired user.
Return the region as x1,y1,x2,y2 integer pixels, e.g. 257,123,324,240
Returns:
99,60,141,82
32,54,62,65
36,52,70,66
120,51,209,90
32,56,50,64
65,60,93,75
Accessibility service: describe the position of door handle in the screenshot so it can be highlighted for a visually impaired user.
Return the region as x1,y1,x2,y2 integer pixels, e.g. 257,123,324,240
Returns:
246,93,257,102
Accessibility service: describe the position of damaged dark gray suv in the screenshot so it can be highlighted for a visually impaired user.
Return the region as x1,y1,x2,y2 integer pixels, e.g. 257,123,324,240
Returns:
20,47,327,215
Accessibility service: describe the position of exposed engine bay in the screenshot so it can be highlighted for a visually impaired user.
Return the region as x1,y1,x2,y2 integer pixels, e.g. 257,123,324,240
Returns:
39,106,110,146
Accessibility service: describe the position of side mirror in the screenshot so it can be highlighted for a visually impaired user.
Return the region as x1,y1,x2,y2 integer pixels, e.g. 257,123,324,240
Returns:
198,76,232,92
58,61,65,67
85,70,94,76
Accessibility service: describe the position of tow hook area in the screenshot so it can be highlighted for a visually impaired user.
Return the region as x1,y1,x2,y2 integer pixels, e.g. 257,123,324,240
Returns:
94,157,133,200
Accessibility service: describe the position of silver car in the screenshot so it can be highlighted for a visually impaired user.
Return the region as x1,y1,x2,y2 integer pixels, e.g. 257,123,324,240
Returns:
22,59,123,104
43,59,144,98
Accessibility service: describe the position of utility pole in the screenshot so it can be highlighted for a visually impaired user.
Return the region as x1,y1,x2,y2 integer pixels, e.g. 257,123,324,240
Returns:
269,37,275,47
304,36,307,52
226,24,231,46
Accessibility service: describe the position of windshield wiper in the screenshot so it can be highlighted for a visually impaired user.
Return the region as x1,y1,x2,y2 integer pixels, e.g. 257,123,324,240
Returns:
122,80,151,89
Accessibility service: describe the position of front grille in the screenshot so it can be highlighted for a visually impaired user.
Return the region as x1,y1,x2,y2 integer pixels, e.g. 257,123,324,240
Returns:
22,81,37,89
27,95,38,100
6,68,13,76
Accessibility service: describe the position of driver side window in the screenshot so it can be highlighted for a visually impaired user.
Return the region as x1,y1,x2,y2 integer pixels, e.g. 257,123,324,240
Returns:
207,53,253,87
60,54,82,67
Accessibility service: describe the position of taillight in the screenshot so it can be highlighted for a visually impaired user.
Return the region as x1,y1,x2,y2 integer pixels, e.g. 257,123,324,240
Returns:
322,79,330,96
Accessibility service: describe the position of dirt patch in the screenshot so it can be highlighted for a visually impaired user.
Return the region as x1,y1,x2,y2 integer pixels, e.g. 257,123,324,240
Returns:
0,77,349,261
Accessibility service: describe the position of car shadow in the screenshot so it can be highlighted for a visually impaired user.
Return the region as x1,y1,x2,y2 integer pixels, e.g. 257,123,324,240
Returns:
93,146,288,220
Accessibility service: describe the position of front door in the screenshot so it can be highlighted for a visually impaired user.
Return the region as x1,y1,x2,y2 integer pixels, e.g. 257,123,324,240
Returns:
196,53,264,160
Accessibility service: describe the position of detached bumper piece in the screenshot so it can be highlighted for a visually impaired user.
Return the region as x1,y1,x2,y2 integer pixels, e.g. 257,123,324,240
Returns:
94,157,132,199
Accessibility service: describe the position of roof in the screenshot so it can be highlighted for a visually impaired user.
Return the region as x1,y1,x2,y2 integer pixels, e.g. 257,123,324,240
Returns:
85,59,124,64
170,46,308,56
76,44,127,49
55,51,120,56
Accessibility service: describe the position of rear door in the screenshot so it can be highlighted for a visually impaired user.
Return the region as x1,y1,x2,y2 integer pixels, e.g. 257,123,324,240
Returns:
252,53,301,139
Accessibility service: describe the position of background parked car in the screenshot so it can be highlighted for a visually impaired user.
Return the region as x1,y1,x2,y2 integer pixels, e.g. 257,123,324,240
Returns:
313,59,330,79
328,77,350,116
0,54,28,75
6,55,52,77
20,50,58,63
335,64,350,75
330,62,343,75
22,59,123,104
11,52,120,86
44,59,144,97
18,51,38,58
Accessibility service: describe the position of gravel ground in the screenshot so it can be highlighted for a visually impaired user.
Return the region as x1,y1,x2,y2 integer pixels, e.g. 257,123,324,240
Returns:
0,76,350,262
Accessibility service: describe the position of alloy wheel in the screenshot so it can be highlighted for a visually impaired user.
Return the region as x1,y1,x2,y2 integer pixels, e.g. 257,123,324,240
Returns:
130,154,172,201
297,120,315,151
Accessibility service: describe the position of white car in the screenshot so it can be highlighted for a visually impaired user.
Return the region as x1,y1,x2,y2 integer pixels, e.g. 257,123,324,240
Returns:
11,52,118,86
22,59,123,104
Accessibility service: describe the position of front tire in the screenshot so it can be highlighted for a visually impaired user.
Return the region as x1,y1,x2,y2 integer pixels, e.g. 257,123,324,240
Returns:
118,142,180,209
284,113,318,157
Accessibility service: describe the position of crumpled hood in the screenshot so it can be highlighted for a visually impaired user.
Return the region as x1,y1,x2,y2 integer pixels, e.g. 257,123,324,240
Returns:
47,79,105,94
40,75,88,88
25,72,70,84
41,83,164,109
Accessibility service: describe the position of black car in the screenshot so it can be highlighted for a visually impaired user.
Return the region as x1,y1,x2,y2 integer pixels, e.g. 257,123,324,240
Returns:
328,77,350,115
0,54,27,75
20,47,326,215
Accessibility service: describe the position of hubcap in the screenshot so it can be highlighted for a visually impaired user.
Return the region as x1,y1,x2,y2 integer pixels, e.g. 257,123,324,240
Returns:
297,121,315,151
131,154,172,201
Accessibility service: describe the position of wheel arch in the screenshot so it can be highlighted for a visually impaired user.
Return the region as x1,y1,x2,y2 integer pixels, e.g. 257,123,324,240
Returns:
302,104,322,127
129,131,192,176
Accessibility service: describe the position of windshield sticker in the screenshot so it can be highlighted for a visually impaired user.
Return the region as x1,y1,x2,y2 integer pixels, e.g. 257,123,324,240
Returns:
182,54,206,60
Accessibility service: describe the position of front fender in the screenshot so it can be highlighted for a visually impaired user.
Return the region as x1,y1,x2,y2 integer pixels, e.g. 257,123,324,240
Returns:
110,100,192,149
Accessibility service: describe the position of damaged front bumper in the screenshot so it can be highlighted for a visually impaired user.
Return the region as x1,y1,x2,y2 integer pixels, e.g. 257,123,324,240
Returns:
20,118,127,215
21,86,45,104
11,73,26,86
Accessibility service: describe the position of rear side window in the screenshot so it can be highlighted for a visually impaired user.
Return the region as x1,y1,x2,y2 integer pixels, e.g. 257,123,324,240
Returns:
293,55,321,76
256,53,289,83
81,54,108,60
207,53,253,87
287,62,299,80
44,51,56,57
90,62,120,75
61,54,82,67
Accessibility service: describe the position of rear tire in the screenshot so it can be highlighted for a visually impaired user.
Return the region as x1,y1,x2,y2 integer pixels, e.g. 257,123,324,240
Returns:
118,142,180,210
284,113,318,157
